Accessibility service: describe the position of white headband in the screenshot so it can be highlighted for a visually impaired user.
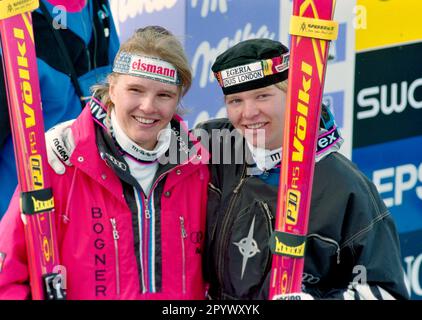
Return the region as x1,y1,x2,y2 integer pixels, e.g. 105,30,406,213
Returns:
113,52,181,85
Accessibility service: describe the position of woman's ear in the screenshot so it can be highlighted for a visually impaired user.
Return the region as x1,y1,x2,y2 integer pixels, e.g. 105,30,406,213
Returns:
109,82,115,104
108,74,117,104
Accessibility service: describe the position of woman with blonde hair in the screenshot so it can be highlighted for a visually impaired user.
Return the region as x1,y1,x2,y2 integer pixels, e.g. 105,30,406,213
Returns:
0,26,209,299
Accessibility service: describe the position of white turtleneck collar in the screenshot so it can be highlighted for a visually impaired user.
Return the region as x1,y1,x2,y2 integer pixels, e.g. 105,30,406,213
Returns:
246,141,282,172
110,110,173,194
110,109,171,163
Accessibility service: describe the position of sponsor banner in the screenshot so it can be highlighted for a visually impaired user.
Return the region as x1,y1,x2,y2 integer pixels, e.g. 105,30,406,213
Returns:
400,229,422,300
353,41,422,148
280,4,348,65
356,0,422,52
282,21,346,64
352,135,422,234
109,0,185,42
184,0,279,126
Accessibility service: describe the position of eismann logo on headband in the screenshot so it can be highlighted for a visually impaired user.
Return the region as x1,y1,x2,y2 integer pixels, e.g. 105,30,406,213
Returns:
130,56,179,84
114,53,180,85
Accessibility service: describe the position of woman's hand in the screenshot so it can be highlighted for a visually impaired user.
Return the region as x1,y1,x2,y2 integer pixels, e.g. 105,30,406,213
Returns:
45,119,75,174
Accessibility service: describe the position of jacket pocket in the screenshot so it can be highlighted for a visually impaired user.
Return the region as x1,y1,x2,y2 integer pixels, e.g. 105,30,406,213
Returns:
304,233,341,287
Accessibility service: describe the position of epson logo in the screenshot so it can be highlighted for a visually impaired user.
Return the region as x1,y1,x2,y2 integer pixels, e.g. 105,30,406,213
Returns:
404,254,422,298
373,162,422,208
357,78,422,120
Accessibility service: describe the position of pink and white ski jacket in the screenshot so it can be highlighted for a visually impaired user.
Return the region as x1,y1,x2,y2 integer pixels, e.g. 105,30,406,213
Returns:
0,106,210,300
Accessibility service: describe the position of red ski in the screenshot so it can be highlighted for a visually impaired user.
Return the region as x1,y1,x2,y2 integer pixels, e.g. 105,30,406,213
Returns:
269,0,338,298
0,0,65,299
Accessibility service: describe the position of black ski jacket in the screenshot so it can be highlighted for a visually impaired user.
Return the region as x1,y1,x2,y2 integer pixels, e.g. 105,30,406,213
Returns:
196,118,409,300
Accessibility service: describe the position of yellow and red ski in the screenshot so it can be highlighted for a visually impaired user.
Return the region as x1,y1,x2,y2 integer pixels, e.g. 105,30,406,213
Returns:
0,0,65,299
269,0,338,298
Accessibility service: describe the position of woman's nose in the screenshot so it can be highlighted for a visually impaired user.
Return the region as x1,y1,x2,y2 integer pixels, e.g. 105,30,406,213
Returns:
242,100,259,119
138,95,155,113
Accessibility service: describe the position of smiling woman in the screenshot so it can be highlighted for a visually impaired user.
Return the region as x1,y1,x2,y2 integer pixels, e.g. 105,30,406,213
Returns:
0,26,210,300
197,37,409,300
89,26,193,151
224,85,287,150
109,75,179,150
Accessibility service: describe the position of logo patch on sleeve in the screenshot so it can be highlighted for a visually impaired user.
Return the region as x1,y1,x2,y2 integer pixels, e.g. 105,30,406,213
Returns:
0,252,6,273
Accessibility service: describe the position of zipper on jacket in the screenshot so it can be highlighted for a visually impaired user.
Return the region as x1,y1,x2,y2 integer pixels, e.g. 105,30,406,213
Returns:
134,187,147,294
180,216,188,294
259,201,276,276
110,218,121,296
137,158,199,293
135,163,190,294
216,165,247,288
142,161,193,224
139,193,150,292
260,201,274,235
144,195,151,219
208,182,222,197
308,233,341,264
145,148,202,205
208,183,222,242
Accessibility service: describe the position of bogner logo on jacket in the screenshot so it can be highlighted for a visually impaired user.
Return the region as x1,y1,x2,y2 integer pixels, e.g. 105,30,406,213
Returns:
0,105,210,300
